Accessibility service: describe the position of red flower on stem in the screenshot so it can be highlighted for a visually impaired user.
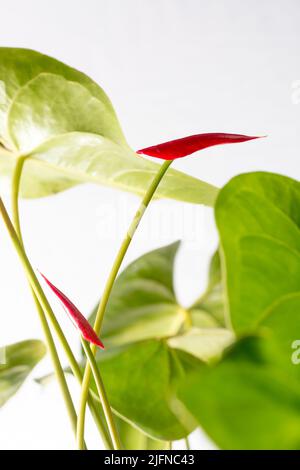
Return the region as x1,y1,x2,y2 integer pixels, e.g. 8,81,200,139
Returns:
39,272,104,349
137,133,262,160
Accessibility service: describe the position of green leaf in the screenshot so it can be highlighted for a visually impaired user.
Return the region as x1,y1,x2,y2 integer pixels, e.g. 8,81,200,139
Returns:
260,293,300,380
12,132,218,204
167,327,233,364
115,416,169,450
90,241,232,363
0,48,218,206
0,339,46,407
33,240,232,442
8,73,126,151
178,337,300,450
0,48,123,146
84,241,234,441
215,172,300,334
178,173,300,449
96,339,199,440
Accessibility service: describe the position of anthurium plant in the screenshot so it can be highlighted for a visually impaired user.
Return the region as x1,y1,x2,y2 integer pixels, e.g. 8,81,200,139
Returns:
0,48,296,450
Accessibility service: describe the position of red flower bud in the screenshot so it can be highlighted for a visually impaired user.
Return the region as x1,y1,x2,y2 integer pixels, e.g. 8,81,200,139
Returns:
137,133,263,160
39,272,104,349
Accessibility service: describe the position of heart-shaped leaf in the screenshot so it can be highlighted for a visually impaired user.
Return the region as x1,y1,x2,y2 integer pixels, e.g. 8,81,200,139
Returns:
0,48,218,206
215,172,300,334
177,172,300,449
86,243,232,440
0,339,46,407
90,242,232,360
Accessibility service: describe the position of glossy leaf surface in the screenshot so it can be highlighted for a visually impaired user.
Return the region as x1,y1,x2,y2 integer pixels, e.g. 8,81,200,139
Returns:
0,48,218,206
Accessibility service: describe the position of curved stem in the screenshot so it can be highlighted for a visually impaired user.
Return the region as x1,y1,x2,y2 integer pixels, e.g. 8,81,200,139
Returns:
11,157,25,237
10,158,112,449
81,340,121,450
0,195,78,437
77,160,173,449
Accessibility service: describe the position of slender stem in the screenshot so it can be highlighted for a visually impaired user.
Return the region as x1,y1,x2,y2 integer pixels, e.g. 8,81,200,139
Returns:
77,160,173,449
80,339,121,450
10,157,112,449
94,160,172,334
11,157,25,237
184,436,190,450
0,196,78,437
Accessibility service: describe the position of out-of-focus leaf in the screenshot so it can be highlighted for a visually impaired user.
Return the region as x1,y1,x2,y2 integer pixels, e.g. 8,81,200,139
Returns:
260,293,300,380
178,337,300,450
0,339,46,407
215,172,300,334
115,416,169,450
177,173,300,449
189,250,226,327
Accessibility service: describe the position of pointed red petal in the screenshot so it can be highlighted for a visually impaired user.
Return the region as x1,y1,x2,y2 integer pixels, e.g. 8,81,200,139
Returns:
136,133,263,160
39,272,104,349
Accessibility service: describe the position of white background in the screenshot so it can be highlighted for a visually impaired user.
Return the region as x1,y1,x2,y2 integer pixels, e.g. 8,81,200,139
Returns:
0,0,299,449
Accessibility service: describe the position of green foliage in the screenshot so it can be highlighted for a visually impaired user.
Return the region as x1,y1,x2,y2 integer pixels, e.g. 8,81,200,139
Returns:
0,339,46,407
2,48,298,451
0,48,218,205
215,172,300,334
89,242,232,440
178,172,300,450
115,416,169,450
96,340,199,441
189,250,226,327
179,337,300,450
91,242,232,353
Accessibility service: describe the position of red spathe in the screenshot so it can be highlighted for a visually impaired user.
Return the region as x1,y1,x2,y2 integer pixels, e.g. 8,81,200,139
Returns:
39,272,104,349
137,133,262,160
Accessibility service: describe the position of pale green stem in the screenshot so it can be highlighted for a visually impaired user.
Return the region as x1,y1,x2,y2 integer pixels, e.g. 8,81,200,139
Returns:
81,339,121,450
0,196,78,438
10,157,112,449
77,159,173,449
185,436,190,450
